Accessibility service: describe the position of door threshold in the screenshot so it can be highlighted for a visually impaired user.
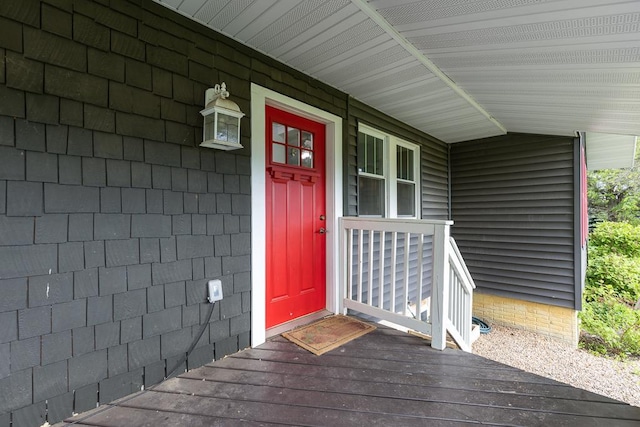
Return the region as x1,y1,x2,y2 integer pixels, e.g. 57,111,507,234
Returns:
266,310,333,339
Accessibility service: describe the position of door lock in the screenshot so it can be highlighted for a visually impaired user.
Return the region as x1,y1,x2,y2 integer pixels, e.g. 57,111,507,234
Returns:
318,227,326,234
319,215,326,220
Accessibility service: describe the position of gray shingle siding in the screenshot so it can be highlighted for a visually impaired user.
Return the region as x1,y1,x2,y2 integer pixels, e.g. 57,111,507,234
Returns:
450,133,578,308
0,0,281,423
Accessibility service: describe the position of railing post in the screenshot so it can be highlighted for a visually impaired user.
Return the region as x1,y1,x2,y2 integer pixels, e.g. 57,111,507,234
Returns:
338,218,347,315
431,223,450,350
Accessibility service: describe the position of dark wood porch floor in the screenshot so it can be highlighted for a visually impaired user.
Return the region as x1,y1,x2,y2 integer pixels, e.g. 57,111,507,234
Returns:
62,321,640,426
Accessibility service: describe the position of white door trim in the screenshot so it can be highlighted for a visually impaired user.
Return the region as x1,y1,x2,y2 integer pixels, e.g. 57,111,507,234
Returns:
250,83,343,347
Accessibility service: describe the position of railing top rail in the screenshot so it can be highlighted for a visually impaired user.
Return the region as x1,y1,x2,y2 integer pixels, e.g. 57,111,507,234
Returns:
449,236,476,290
340,217,454,227
340,217,453,235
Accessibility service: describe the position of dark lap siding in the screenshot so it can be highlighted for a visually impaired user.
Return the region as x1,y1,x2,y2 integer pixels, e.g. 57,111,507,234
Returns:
450,133,577,308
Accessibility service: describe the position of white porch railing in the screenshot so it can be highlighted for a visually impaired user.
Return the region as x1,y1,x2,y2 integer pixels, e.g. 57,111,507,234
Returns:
445,236,476,352
339,217,476,352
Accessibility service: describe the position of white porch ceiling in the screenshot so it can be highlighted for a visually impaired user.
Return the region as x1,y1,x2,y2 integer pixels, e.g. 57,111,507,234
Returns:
586,132,637,170
155,0,640,162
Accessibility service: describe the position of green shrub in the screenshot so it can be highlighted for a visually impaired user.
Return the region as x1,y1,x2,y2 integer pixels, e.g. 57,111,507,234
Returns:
581,221,640,357
589,221,640,257
586,252,640,304
579,286,640,357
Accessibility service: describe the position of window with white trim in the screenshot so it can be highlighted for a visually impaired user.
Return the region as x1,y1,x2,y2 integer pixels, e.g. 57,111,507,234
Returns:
357,124,420,218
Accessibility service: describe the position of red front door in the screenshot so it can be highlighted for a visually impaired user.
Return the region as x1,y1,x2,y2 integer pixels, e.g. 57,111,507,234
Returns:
265,106,326,328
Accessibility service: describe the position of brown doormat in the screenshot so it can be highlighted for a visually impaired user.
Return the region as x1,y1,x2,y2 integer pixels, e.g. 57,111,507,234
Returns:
282,315,376,355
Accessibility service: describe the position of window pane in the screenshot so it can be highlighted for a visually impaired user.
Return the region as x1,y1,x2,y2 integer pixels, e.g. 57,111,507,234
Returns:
397,182,415,216
358,131,384,176
397,146,414,181
375,135,383,175
366,134,376,173
359,176,385,216
273,123,285,143
273,143,285,163
357,132,365,171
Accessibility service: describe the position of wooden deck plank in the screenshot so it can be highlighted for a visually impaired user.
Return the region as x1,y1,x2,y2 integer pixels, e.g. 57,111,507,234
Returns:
147,377,640,426
64,322,640,426
64,404,284,426
117,390,479,426
202,347,620,404
227,347,567,385
263,337,520,371
174,367,640,420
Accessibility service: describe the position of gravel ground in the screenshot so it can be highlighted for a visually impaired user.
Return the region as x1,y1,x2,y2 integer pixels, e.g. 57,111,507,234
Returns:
472,324,640,407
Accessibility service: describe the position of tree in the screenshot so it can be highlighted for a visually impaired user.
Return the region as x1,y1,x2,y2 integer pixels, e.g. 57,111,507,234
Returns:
588,143,640,224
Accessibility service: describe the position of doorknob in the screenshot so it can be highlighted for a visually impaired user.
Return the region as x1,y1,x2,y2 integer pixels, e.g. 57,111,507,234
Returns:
318,227,326,234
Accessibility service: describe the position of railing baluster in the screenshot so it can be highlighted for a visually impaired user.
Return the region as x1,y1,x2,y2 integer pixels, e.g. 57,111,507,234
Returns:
346,227,353,310
416,234,424,320
379,231,385,310
390,231,397,313
367,230,374,305
357,229,363,303
402,232,410,317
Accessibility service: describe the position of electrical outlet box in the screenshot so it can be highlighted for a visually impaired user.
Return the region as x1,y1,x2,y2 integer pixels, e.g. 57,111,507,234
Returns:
207,279,223,303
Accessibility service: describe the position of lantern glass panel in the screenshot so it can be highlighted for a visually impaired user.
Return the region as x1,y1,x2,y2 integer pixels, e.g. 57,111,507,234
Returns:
204,113,216,141
227,121,239,143
217,113,239,142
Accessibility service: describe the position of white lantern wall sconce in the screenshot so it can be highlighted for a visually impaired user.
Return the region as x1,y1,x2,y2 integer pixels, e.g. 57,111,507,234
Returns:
199,82,245,150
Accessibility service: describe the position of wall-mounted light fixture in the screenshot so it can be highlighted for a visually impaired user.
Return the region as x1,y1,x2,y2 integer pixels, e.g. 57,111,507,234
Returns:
199,82,245,150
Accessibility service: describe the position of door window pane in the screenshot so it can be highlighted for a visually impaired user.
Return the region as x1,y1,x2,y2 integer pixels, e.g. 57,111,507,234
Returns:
273,123,285,143
302,131,313,149
288,147,300,166
273,143,285,163
288,128,300,146
301,150,313,168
